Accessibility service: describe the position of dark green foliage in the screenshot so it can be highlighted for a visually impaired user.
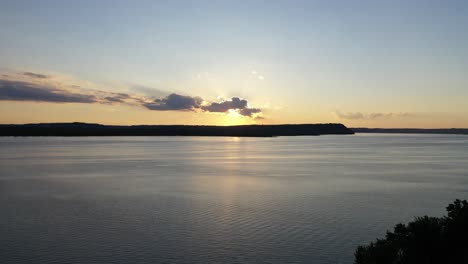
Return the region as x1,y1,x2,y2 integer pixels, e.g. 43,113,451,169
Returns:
354,199,468,264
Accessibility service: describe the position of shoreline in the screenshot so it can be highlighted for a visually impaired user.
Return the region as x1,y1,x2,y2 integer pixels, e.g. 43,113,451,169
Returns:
0,123,354,137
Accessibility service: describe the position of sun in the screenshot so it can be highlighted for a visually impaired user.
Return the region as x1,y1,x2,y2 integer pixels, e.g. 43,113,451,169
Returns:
222,109,247,126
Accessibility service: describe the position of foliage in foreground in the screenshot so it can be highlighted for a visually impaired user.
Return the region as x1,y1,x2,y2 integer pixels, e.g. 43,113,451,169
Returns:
354,199,468,264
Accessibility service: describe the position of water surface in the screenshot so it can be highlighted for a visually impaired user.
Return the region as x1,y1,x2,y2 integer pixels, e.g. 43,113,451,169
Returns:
1,134,468,263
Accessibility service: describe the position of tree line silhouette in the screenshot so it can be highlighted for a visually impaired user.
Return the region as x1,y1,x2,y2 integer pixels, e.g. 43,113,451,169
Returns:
355,199,468,263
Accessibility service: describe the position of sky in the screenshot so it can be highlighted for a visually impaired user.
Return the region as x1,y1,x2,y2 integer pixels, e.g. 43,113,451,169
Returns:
1,0,467,127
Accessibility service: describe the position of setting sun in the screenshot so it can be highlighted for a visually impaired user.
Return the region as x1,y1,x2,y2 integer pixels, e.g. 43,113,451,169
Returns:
222,109,247,126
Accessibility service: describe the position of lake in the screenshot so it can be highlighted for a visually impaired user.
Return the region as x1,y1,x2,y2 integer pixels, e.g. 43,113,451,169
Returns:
1,134,468,263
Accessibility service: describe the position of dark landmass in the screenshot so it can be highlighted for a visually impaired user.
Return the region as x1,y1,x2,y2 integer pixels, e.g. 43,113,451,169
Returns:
0,122,354,137
352,128,468,135
355,199,468,264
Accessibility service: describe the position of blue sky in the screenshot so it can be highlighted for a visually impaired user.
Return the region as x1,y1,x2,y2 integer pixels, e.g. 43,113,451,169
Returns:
1,0,467,127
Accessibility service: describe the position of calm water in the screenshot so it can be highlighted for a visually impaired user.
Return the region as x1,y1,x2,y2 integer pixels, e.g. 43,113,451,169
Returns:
1,134,468,264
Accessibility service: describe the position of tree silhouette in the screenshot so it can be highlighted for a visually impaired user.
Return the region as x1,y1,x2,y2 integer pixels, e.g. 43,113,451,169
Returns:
355,199,468,264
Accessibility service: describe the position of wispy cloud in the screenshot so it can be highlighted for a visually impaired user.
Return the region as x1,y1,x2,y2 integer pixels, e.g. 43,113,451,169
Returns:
0,72,143,105
334,111,410,120
0,79,96,103
251,70,265,80
22,72,49,79
130,85,167,98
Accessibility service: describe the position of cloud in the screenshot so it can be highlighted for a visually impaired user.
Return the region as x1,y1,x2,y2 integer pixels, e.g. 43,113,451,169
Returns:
143,93,203,111
1,71,264,119
334,111,365,120
334,111,410,120
102,93,132,103
145,95,264,118
202,97,262,117
130,85,167,97
202,97,247,112
367,112,410,119
0,79,96,103
104,96,123,103
251,70,265,80
0,77,140,105
23,72,49,79
239,108,262,117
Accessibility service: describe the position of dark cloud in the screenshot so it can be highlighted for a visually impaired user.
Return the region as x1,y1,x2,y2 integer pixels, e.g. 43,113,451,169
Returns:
144,94,263,118
202,97,262,117
202,97,247,112
103,96,124,103
143,93,203,111
239,108,261,117
335,111,410,120
23,72,49,79
0,79,96,103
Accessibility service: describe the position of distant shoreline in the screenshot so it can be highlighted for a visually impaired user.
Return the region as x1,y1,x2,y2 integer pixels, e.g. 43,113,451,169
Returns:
352,128,468,135
0,123,354,137
2,123,467,137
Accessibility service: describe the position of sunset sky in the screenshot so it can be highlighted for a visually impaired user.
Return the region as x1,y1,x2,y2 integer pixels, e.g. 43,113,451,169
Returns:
1,0,467,127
